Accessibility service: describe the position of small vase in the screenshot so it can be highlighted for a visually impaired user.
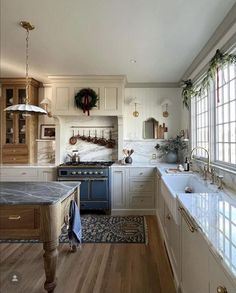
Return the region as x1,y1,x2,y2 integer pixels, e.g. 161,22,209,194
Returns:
125,156,132,164
166,151,177,163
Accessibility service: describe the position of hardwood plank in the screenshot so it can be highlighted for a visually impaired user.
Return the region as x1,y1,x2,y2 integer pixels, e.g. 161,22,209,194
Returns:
0,216,176,293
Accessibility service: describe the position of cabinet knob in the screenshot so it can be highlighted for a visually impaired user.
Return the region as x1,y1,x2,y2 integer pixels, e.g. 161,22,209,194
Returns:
217,286,227,293
166,214,171,220
139,172,143,175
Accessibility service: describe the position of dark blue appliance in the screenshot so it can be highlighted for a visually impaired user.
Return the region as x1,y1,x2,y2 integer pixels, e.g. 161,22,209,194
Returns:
57,161,113,214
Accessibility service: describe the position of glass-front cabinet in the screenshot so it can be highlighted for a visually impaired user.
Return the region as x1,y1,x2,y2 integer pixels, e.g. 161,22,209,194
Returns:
5,87,27,145
1,78,40,164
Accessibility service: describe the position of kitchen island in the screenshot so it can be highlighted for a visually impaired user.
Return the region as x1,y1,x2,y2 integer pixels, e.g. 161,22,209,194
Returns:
0,181,80,293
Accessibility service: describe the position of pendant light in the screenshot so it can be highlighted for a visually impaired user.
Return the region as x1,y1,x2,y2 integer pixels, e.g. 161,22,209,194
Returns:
4,21,47,115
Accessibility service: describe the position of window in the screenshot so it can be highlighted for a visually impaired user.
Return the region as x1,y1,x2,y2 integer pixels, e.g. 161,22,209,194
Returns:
215,63,236,165
191,50,236,169
191,86,209,158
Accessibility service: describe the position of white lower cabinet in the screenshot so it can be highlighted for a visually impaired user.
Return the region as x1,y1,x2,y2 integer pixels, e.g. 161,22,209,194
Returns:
156,175,236,293
0,167,56,181
111,167,127,209
38,168,56,181
209,252,235,293
111,166,155,212
180,205,209,293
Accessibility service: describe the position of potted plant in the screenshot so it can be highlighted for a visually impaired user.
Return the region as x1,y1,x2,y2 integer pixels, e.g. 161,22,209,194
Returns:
155,135,188,163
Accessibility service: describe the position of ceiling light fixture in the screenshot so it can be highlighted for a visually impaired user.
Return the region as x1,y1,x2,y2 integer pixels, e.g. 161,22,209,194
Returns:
4,21,47,115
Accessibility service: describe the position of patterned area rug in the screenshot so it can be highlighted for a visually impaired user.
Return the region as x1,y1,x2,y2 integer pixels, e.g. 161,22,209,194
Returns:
0,215,148,244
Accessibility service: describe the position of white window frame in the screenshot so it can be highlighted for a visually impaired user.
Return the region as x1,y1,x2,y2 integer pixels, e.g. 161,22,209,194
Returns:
191,49,236,171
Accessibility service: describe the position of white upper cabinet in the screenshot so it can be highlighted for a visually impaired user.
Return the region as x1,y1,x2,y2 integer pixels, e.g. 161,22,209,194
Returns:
48,76,126,116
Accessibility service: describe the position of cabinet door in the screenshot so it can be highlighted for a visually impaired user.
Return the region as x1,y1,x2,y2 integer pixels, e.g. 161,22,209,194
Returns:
170,215,180,281
180,207,209,293
16,87,27,145
80,179,90,200
112,168,126,208
90,178,108,201
158,188,165,227
164,204,172,243
209,252,236,293
40,169,56,181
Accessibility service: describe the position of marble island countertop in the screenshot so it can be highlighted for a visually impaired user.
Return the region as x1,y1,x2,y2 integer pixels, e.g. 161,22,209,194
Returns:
0,182,80,205
177,192,236,282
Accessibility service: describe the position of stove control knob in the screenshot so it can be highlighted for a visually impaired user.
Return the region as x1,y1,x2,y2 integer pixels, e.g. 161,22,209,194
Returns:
99,171,104,175
77,171,82,175
94,171,98,175
89,171,93,175
83,171,87,175
71,171,76,175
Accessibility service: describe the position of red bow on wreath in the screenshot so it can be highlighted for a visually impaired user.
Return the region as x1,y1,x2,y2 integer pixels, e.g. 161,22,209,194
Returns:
83,95,90,116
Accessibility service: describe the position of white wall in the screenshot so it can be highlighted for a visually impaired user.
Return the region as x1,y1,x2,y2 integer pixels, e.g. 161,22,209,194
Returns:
122,87,183,163
124,88,182,140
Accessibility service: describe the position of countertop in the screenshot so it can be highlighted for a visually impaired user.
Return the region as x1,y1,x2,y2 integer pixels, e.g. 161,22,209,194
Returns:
177,192,236,281
112,162,178,169
0,182,80,205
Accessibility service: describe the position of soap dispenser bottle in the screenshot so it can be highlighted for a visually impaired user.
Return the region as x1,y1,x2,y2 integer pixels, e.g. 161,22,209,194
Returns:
184,157,190,171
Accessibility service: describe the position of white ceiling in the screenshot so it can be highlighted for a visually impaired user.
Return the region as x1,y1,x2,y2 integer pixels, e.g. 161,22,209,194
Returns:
1,0,235,83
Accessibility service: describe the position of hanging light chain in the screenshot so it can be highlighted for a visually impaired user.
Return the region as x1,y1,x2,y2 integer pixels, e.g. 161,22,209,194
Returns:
25,27,30,104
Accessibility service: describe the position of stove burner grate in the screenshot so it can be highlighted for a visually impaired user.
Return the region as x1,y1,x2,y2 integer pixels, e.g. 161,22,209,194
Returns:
59,161,114,167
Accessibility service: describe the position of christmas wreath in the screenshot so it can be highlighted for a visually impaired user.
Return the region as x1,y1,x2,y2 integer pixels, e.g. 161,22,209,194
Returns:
75,88,98,115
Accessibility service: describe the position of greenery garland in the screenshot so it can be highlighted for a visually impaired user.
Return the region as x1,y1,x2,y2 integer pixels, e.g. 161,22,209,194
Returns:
181,79,197,110
75,88,98,115
182,49,236,110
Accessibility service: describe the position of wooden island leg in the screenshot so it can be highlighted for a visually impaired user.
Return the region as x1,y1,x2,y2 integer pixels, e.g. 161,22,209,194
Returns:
43,239,58,293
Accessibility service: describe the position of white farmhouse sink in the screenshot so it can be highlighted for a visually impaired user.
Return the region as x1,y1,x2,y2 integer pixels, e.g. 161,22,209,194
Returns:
160,174,218,224
161,174,216,194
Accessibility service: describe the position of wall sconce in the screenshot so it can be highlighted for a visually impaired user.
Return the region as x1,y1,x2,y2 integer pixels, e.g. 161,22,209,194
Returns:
160,99,172,118
127,97,141,118
133,102,139,117
40,98,52,117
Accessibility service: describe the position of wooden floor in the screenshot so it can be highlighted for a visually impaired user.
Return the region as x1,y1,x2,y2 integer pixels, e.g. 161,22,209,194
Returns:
0,216,176,293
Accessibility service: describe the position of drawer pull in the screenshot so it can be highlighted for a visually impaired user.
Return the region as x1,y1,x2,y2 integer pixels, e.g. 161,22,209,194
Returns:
8,215,21,220
166,214,171,220
178,207,197,233
217,286,227,293
21,172,27,175
139,172,143,175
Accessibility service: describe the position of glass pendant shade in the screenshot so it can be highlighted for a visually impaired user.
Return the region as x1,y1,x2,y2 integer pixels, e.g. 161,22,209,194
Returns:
4,21,47,115
4,104,47,114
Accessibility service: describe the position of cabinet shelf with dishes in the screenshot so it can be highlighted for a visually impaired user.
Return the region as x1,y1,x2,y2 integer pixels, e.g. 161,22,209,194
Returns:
0,78,40,164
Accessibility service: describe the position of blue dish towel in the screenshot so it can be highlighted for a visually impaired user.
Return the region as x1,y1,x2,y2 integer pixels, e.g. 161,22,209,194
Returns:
68,200,82,244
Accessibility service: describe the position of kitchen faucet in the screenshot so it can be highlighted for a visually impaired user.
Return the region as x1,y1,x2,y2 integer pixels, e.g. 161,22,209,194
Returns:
190,146,210,179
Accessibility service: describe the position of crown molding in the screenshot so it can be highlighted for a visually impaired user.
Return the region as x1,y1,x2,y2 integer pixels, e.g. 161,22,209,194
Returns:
126,82,179,88
181,3,236,81
47,75,127,84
